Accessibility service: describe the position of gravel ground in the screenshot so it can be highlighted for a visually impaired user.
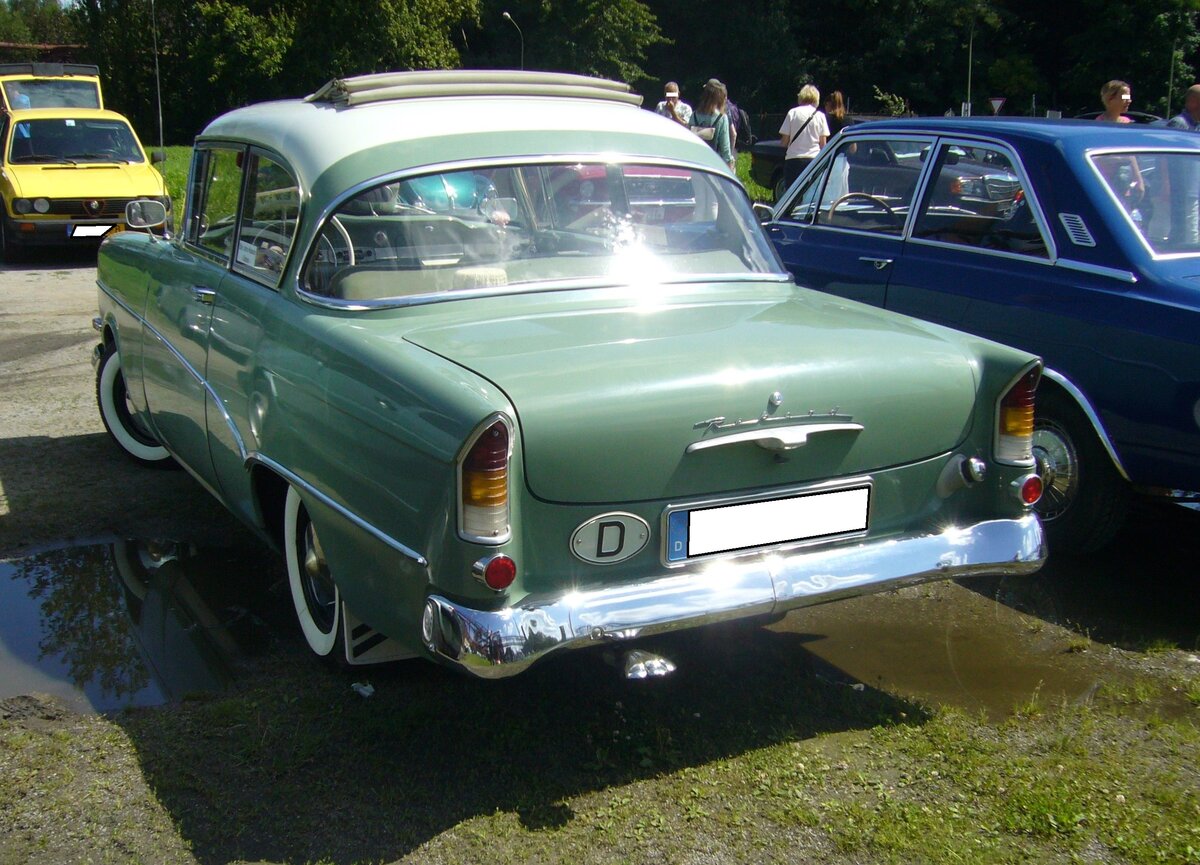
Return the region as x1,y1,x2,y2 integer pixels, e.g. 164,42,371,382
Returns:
0,253,234,555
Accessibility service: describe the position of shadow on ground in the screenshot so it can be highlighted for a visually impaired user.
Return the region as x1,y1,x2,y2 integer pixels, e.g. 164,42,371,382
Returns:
115,602,925,864
965,502,1200,652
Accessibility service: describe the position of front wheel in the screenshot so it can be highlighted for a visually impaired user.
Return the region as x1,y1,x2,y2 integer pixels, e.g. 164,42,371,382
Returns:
1032,389,1127,554
95,343,175,467
284,486,343,658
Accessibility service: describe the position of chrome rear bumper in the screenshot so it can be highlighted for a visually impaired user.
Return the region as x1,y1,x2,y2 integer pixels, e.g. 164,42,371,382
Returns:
422,514,1044,679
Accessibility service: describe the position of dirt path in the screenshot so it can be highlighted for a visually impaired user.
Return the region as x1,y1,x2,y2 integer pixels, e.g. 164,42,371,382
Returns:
0,255,232,555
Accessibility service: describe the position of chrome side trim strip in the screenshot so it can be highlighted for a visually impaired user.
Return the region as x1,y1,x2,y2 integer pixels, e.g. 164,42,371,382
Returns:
98,280,249,462
247,453,429,568
1053,258,1138,284
424,514,1044,679
1041,368,1130,480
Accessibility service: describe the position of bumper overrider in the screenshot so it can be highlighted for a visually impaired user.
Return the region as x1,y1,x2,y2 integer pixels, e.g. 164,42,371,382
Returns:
422,514,1044,679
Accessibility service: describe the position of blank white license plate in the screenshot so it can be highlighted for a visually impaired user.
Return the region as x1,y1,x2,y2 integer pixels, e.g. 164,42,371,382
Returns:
666,486,870,562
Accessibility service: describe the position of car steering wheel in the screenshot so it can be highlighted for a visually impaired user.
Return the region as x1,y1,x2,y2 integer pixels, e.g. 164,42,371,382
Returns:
829,192,899,228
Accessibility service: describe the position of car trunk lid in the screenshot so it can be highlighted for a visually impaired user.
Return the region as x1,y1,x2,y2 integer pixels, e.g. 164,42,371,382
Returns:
404,288,981,504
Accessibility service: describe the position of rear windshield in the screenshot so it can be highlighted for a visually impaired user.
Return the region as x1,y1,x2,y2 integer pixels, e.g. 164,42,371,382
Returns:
301,162,782,303
1090,151,1200,255
7,118,144,164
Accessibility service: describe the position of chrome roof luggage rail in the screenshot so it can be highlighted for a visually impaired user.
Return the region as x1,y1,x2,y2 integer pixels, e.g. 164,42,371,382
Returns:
306,70,643,107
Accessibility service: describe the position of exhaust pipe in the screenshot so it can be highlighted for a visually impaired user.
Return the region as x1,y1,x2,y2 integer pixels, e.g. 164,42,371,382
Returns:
622,649,676,680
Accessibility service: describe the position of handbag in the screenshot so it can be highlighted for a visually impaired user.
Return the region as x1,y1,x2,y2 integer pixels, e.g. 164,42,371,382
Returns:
690,123,716,141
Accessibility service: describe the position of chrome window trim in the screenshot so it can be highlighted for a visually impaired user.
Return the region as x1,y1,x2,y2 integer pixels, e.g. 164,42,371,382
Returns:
298,271,794,312
246,453,429,567
773,134,938,239
292,154,782,309
1053,258,1138,283
907,134,1058,261
182,141,308,281
659,475,873,568
180,144,245,267
1042,367,1130,481
1082,145,1200,261
98,279,249,462
229,146,302,291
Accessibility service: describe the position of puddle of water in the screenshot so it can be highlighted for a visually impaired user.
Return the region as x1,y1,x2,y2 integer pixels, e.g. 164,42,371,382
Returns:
773,585,1106,718
0,538,278,714
774,504,1200,718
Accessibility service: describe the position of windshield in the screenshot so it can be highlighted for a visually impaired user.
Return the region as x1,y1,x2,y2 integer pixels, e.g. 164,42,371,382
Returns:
4,78,101,110
301,162,783,302
7,118,144,164
1090,151,1200,255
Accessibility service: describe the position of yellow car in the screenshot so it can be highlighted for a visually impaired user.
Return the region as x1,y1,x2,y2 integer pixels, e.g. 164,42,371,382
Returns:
0,95,168,258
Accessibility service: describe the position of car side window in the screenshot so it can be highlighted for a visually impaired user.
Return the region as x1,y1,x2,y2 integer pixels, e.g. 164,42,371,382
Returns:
232,151,300,285
185,146,245,260
813,137,924,236
912,143,1048,259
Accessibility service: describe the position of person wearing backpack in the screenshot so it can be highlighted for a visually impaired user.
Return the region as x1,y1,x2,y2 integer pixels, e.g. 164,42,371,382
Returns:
690,79,735,172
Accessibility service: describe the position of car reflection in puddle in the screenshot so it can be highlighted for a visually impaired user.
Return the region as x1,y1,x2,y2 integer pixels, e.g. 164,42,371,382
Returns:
779,504,1200,718
0,538,278,713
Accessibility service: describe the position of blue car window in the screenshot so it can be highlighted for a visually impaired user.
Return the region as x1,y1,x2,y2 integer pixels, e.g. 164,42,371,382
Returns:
912,143,1048,259
1091,152,1200,255
815,137,924,236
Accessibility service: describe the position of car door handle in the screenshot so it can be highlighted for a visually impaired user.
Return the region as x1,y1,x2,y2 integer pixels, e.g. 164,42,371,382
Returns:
191,286,216,304
859,257,893,270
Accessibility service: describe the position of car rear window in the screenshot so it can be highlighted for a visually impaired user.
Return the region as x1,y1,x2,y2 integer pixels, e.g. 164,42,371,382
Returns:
1090,151,1200,256
301,162,783,303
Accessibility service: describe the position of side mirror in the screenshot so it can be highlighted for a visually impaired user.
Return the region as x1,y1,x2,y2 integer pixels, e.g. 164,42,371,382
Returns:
752,202,774,223
126,199,167,230
150,149,166,164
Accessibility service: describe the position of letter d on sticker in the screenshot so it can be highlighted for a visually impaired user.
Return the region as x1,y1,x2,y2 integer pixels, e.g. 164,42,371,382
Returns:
570,512,650,565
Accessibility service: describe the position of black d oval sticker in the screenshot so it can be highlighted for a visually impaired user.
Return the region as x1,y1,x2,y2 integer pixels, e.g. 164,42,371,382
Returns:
571,513,650,565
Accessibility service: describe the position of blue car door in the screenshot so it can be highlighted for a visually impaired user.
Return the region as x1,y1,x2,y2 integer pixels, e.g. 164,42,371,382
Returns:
766,135,934,307
884,139,1060,334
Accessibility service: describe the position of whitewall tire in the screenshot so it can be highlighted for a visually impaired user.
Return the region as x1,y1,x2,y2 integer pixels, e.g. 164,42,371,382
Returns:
95,344,174,467
284,485,342,657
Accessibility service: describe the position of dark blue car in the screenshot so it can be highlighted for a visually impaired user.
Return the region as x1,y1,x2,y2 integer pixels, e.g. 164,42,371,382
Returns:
764,117,1200,553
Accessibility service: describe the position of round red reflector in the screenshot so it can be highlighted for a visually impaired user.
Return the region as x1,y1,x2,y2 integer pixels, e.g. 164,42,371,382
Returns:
483,555,517,591
1020,474,1043,506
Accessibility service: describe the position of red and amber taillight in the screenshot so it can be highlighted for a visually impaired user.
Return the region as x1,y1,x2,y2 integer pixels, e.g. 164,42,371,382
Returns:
995,365,1041,465
458,416,512,543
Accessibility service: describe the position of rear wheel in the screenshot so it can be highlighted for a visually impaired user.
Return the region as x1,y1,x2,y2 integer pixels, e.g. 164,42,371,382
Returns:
1032,389,1127,554
95,343,175,467
773,172,788,204
284,485,343,658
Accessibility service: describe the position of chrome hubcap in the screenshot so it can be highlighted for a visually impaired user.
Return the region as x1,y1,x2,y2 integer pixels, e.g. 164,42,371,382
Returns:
300,519,337,633
1032,425,1077,521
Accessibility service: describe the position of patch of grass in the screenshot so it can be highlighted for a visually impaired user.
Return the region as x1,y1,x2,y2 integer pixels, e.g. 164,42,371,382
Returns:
155,145,192,210
736,150,772,203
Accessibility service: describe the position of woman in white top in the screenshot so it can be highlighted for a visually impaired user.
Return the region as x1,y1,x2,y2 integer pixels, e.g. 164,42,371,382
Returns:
779,84,830,190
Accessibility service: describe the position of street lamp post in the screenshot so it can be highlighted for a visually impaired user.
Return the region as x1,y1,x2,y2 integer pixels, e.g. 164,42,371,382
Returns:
502,11,524,71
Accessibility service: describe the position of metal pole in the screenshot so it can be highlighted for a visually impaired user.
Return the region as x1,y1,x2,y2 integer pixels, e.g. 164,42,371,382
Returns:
150,0,164,152
1168,37,1178,117
502,12,524,71
966,21,974,115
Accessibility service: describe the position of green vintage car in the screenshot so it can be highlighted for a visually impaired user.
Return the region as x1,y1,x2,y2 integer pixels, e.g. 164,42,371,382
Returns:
93,71,1046,678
